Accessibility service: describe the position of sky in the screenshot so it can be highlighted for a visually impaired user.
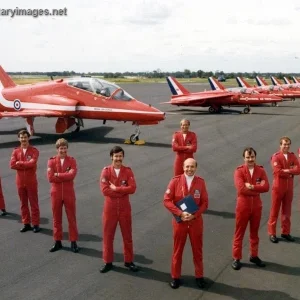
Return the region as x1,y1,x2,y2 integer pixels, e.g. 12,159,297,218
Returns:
1,0,300,73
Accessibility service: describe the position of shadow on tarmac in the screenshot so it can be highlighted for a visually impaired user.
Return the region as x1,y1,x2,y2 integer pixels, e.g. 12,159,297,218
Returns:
39,227,102,242
111,267,297,299
79,246,153,265
0,126,171,149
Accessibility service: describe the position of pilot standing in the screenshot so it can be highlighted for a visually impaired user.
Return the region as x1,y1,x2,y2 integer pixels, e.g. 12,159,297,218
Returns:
99,146,138,273
268,137,300,243
47,138,79,253
0,176,7,216
164,158,208,289
10,130,40,232
172,119,197,176
232,147,269,270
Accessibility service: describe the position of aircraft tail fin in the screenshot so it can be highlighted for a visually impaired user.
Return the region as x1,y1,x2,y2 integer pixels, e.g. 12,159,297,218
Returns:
292,76,300,84
0,66,16,88
255,76,268,86
166,76,190,95
236,77,251,88
208,77,225,90
270,76,281,86
283,77,291,84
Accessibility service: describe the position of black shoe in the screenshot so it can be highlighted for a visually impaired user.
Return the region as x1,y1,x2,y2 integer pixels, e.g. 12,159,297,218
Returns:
231,259,242,270
281,234,295,242
33,225,41,233
20,224,32,233
250,256,266,267
100,263,113,273
49,241,62,252
169,278,180,289
71,241,79,253
124,262,138,272
1,209,7,216
195,277,206,289
269,235,279,243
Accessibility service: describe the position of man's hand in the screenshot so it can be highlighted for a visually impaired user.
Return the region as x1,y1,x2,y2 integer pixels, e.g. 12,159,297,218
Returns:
245,183,253,189
109,182,117,191
180,212,192,221
283,169,290,173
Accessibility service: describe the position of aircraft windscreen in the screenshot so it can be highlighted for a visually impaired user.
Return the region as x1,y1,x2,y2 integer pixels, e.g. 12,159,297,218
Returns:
67,78,133,101
94,79,133,101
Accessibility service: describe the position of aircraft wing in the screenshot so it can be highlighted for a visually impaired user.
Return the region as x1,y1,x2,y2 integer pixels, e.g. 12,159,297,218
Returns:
0,110,71,119
164,92,232,105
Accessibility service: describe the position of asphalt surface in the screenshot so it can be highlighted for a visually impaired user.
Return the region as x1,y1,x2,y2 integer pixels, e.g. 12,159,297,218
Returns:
0,82,300,300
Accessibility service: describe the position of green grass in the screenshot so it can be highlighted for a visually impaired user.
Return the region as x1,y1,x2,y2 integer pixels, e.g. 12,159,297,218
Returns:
11,76,272,87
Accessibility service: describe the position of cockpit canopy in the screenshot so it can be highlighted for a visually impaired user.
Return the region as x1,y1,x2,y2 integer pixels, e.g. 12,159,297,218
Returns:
240,88,258,94
67,78,133,101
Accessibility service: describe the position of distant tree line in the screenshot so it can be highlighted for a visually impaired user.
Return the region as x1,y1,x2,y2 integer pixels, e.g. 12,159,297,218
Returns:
7,69,300,80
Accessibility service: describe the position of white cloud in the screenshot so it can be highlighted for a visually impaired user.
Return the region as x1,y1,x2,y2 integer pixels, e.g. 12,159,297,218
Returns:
1,0,300,72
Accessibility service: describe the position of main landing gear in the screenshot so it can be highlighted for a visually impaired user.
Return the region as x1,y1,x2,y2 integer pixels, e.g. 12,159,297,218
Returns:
242,106,251,114
124,125,145,145
271,102,279,107
208,106,223,114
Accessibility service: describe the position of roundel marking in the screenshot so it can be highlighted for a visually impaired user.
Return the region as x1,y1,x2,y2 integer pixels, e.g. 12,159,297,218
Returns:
13,99,22,110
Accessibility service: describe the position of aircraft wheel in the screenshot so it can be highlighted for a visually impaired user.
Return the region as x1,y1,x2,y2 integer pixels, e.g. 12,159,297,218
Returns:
243,107,250,114
130,134,139,144
208,106,216,114
271,102,277,107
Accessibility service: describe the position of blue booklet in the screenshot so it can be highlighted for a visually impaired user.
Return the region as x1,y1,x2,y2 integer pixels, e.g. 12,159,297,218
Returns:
173,195,199,223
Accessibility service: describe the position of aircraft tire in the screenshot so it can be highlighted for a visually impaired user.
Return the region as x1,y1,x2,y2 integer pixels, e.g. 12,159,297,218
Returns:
130,134,139,143
243,107,250,114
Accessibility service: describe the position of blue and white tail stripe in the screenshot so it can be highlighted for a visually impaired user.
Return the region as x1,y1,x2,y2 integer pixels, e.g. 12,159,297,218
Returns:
283,77,290,84
236,77,245,88
208,77,221,91
166,77,190,95
270,76,278,86
255,76,264,86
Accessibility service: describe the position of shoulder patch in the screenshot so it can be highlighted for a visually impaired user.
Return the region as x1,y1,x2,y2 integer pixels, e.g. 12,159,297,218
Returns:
165,188,171,194
273,161,278,166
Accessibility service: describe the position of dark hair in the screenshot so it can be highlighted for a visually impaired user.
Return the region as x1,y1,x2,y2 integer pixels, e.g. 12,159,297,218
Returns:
243,147,256,157
110,146,124,157
18,129,30,138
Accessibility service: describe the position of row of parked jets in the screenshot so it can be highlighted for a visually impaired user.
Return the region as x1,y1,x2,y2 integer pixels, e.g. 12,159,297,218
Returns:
0,65,299,144
165,75,300,115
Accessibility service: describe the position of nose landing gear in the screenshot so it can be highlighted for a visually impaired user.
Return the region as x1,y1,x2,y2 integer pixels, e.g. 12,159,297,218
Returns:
124,125,145,145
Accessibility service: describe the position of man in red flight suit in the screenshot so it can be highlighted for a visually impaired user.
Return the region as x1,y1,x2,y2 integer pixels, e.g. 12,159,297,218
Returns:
232,147,269,271
99,146,138,273
172,119,197,176
10,129,40,232
268,136,300,243
164,158,208,289
0,177,7,216
47,138,79,253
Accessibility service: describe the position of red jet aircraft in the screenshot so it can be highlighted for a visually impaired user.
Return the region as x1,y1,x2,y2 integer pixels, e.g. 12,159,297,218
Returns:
236,76,300,101
164,76,282,114
0,66,165,144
